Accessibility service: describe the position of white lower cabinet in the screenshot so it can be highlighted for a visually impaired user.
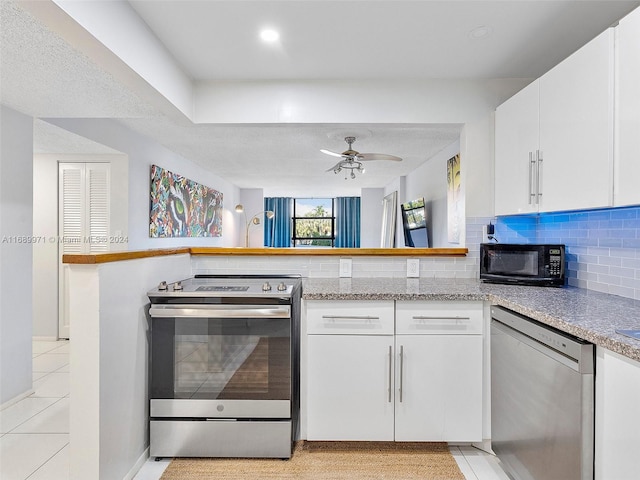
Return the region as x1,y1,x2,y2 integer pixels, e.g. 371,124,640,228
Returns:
306,300,483,442
394,334,482,441
395,301,483,442
595,347,640,480
307,334,394,440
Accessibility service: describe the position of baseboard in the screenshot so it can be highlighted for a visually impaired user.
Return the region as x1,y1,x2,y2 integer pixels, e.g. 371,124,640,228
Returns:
471,439,493,454
1,388,35,411
124,447,150,480
32,336,60,342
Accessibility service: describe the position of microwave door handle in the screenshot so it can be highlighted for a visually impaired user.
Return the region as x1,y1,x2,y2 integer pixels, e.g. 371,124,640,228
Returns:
482,250,491,272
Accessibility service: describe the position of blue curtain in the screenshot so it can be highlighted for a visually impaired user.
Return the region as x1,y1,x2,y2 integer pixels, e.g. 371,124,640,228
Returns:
264,197,292,247
335,197,361,248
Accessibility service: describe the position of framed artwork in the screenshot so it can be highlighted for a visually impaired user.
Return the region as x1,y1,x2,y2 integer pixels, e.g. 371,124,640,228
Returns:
149,165,223,238
447,154,462,244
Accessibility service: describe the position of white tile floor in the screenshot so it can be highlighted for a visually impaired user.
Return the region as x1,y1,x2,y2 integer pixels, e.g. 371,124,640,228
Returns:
0,340,70,480
1,340,510,480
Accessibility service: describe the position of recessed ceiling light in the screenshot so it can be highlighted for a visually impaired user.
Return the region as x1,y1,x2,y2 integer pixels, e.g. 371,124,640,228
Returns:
260,29,280,43
468,25,493,40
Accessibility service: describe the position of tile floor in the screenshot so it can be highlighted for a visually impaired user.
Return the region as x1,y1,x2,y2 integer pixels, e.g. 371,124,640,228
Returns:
1,340,70,480
1,340,510,480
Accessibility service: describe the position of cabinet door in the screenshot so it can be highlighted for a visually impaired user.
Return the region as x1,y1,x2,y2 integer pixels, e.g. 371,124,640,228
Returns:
539,28,614,212
595,348,640,480
307,335,394,441
614,7,640,207
394,335,482,442
494,80,540,215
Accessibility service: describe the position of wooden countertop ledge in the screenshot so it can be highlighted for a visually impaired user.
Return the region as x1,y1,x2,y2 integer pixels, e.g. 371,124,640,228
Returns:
62,247,468,264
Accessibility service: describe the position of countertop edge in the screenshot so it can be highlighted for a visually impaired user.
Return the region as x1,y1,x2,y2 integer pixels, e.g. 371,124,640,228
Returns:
63,247,468,263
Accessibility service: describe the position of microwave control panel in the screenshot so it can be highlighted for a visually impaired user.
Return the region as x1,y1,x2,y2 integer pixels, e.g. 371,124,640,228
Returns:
548,251,563,277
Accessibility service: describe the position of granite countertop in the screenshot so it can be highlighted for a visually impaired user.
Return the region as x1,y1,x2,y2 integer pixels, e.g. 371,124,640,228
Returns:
302,277,640,363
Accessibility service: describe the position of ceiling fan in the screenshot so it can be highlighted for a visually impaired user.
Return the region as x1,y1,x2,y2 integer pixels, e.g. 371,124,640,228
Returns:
321,136,402,179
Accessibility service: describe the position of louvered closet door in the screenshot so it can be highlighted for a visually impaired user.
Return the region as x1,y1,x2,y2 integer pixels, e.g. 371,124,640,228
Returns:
58,163,110,339
87,164,110,253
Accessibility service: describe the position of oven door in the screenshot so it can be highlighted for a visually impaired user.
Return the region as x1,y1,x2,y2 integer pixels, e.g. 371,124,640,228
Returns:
149,304,292,419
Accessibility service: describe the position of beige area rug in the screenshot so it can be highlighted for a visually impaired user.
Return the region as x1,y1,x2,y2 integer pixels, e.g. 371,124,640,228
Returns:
160,441,465,479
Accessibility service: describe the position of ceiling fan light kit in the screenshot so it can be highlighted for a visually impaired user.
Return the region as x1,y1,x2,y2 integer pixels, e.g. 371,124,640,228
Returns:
321,136,401,180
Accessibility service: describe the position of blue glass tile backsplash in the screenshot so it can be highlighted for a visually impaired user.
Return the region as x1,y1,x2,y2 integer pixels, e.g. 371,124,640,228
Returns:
494,206,640,300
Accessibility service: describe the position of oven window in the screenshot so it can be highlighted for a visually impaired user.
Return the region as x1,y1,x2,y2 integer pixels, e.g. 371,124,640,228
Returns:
151,317,290,401
488,251,539,276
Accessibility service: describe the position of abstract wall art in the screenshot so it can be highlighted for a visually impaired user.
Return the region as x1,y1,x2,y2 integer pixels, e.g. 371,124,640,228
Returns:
149,165,223,238
446,153,463,244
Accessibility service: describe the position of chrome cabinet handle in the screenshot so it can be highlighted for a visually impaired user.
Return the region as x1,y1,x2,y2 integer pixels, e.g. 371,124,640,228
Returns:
388,346,392,403
529,151,536,204
399,345,404,403
321,315,379,320
537,150,543,203
411,315,470,320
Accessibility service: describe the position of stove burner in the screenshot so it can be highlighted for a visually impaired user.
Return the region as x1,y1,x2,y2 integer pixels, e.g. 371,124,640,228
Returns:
195,286,250,292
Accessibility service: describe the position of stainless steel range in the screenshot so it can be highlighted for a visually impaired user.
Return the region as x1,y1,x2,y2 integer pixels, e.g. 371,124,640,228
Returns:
147,275,302,459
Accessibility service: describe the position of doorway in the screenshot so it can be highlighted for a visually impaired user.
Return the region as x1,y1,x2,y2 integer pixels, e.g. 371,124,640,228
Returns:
58,162,110,338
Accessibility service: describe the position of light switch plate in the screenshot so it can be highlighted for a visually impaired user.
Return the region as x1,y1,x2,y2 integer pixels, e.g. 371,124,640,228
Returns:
407,258,420,278
339,258,352,278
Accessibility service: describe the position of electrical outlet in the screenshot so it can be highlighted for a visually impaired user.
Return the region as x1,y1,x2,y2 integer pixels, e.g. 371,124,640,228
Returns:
339,258,352,278
407,258,420,278
482,225,489,243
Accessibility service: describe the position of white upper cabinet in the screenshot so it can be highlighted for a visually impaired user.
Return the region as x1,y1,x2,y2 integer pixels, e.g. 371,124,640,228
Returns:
495,28,614,215
614,7,640,207
538,28,614,212
495,80,540,215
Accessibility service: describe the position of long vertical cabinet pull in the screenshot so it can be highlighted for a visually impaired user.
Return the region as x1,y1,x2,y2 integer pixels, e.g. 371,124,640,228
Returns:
388,346,393,403
399,345,404,403
536,150,543,204
528,151,536,204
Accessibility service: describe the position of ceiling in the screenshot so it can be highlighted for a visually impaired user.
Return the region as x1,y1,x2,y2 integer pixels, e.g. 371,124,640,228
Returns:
2,0,639,196
128,0,633,81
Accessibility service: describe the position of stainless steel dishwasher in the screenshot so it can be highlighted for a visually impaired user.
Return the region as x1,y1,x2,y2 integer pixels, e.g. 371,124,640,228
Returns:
491,306,594,480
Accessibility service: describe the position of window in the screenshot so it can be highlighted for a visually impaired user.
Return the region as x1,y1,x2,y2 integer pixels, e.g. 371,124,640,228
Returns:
292,198,334,247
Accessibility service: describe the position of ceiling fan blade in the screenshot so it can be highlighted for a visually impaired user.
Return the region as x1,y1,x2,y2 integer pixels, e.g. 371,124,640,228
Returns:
320,149,345,158
359,153,403,162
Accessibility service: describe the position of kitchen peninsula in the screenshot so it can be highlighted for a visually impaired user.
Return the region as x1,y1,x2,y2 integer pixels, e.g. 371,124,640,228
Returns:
63,247,640,480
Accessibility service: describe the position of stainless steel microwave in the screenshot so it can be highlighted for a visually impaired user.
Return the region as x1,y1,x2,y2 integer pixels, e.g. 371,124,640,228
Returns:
480,243,565,286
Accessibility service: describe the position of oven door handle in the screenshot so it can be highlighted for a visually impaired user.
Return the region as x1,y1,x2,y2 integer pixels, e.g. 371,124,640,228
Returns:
149,305,291,318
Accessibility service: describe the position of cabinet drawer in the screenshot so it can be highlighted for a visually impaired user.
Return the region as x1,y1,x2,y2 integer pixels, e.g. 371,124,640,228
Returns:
306,300,394,335
396,301,483,335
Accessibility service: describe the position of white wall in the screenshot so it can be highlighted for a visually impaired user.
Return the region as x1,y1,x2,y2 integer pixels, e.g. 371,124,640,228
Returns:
68,255,191,480
32,153,128,338
43,118,242,250
0,105,33,405
194,79,529,124
405,140,461,248
238,188,266,247
360,188,384,248
460,114,495,218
